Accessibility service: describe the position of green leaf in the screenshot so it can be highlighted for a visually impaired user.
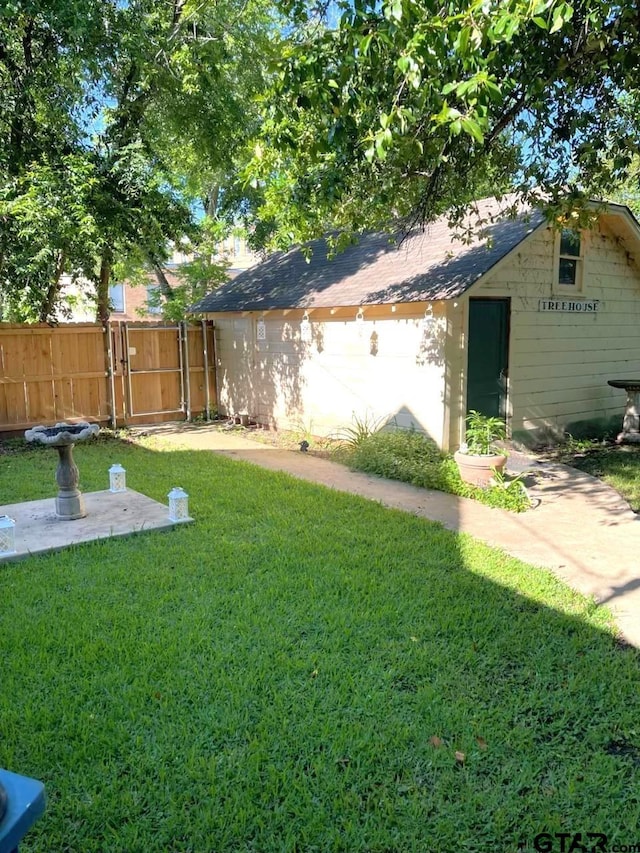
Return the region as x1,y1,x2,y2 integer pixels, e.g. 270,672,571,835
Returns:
359,34,373,55
550,6,565,33
455,26,470,55
484,79,502,101
391,0,402,21
470,26,483,49
460,116,484,142
456,79,478,97
375,138,388,160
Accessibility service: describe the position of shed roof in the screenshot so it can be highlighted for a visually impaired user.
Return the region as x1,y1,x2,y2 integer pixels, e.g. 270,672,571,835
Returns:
189,198,548,313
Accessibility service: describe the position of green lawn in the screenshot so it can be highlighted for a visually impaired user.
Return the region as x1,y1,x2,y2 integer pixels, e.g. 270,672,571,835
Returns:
552,440,640,512
1,436,640,853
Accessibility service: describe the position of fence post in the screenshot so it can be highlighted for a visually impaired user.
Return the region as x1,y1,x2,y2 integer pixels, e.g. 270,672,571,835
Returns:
201,319,211,421
123,322,133,418
105,324,117,429
181,321,191,421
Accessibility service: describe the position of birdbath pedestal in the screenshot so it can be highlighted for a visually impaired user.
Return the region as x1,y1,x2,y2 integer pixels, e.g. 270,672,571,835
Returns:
24,422,100,519
607,380,640,444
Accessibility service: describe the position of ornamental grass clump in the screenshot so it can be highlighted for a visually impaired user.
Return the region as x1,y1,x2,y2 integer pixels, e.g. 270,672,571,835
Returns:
333,410,391,448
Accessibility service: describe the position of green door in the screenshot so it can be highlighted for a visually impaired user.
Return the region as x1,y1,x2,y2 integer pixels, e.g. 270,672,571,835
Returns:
466,298,510,419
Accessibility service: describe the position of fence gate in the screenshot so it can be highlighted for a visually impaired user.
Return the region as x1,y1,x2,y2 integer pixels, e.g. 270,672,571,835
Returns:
109,321,215,426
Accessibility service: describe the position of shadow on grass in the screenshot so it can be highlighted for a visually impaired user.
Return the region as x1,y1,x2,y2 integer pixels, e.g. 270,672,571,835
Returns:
1,438,640,853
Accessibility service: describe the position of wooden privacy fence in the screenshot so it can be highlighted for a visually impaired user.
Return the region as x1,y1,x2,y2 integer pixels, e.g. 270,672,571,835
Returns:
0,321,216,433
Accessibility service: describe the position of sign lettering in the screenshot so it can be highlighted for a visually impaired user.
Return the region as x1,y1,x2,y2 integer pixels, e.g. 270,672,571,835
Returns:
538,300,600,313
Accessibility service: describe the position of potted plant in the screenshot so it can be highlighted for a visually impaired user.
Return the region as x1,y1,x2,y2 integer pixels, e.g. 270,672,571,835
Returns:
454,410,508,486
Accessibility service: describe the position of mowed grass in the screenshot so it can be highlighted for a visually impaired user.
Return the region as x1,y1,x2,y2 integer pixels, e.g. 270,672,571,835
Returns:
1,436,640,853
555,441,640,512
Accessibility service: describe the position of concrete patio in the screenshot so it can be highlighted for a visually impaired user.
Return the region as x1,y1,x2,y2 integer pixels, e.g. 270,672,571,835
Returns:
0,489,191,564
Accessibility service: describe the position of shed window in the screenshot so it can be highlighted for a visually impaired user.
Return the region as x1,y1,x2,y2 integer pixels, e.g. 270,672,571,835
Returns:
557,229,582,287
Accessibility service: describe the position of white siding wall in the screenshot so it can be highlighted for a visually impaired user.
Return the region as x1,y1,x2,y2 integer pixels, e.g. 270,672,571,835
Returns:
471,221,640,441
215,318,254,417
213,304,449,446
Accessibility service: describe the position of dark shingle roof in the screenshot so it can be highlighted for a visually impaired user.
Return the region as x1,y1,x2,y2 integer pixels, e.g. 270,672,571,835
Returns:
190,199,546,313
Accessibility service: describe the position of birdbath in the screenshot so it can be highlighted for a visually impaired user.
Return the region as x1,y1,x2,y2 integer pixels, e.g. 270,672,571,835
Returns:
24,422,99,519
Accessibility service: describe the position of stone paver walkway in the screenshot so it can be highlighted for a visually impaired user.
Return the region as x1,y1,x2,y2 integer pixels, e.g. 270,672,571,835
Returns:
131,424,640,648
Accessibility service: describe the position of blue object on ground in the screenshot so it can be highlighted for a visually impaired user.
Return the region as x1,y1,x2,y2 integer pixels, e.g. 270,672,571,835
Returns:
0,769,45,853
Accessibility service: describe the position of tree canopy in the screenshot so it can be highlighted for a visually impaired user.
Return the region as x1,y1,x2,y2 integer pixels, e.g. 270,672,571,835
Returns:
0,0,276,322
247,0,640,248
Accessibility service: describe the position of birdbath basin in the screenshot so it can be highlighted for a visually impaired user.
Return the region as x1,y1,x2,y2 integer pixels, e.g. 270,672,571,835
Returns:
24,422,99,519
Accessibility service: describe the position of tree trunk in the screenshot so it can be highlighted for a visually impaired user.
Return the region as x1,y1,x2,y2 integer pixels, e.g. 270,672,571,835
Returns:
206,184,219,218
96,247,113,325
153,262,176,300
39,249,66,322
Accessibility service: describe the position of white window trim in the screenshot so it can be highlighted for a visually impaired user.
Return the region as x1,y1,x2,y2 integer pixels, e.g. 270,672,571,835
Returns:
553,228,586,293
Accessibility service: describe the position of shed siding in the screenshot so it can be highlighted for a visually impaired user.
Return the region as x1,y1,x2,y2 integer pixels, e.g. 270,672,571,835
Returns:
213,305,449,446
444,300,467,450
472,224,640,440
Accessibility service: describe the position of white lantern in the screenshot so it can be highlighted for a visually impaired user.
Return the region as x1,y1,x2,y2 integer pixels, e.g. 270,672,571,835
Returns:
421,305,436,333
109,463,127,493
0,515,16,555
355,308,365,338
168,487,190,522
300,312,312,343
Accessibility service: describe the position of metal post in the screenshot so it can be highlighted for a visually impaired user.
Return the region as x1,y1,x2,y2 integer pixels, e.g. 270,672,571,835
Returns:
201,319,210,421
105,324,118,429
123,322,133,418
177,322,186,418
182,321,192,421
212,322,221,420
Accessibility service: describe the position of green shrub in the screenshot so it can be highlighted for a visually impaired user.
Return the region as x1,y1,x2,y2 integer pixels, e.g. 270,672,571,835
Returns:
343,428,530,512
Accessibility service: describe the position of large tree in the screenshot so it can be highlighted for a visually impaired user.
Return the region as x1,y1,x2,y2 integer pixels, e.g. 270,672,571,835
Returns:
247,0,640,247
0,0,276,323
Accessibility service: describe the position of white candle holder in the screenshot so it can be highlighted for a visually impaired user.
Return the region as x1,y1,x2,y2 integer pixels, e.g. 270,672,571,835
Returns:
168,487,190,522
0,515,16,555
109,463,127,493
300,312,312,343
421,305,436,334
